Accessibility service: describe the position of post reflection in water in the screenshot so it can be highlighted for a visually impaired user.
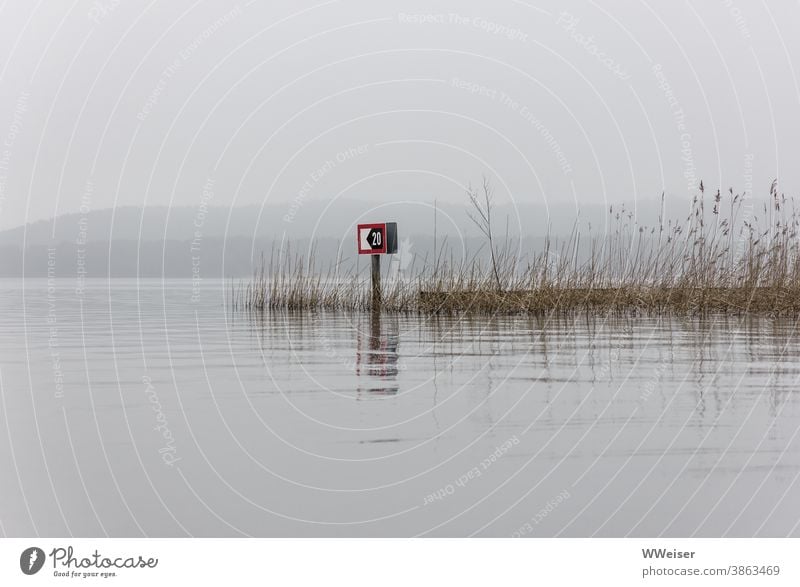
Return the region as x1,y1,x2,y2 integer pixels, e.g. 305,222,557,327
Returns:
355,309,400,396
3,278,800,537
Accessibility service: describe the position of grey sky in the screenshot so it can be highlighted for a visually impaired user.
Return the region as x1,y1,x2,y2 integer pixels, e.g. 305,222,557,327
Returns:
0,0,798,232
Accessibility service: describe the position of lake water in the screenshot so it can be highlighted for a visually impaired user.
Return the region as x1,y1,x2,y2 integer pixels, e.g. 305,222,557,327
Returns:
1,279,799,537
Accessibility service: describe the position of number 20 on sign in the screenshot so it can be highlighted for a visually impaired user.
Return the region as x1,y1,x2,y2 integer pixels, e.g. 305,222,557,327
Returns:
357,222,398,255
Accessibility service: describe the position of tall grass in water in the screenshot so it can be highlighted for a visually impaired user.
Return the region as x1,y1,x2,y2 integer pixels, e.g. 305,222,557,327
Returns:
236,181,800,315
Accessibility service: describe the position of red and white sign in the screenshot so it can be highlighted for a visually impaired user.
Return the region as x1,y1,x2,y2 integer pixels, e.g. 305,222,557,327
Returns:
357,223,386,255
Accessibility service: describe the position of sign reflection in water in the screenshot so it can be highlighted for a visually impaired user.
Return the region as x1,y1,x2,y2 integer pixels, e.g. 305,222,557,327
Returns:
355,311,400,396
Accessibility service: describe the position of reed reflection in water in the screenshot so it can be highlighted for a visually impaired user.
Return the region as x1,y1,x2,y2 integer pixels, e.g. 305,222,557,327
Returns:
0,280,799,537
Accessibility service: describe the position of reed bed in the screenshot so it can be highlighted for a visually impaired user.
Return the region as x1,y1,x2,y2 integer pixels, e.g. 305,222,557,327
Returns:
234,181,800,316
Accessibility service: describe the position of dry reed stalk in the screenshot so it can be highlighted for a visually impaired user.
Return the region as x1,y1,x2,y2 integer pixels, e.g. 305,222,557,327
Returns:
237,182,800,316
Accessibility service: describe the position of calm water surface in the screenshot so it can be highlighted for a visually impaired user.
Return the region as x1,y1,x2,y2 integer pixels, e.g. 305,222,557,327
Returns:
1,279,799,537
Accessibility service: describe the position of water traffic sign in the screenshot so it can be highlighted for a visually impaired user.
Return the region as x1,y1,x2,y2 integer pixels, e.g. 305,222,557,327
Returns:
357,222,398,255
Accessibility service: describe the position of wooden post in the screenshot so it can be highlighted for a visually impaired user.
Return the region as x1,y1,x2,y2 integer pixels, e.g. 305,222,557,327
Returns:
371,254,381,310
